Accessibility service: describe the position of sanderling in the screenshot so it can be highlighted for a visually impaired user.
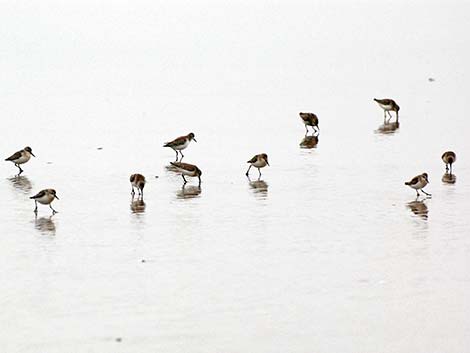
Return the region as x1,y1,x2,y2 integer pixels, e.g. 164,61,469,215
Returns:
5,146,35,175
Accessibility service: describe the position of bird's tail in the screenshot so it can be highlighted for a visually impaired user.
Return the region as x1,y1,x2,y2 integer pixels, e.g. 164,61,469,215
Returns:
405,182,411,186
373,98,379,102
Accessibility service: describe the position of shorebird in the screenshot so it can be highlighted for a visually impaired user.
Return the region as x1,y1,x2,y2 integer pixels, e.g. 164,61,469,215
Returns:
163,133,197,161
246,153,269,178
441,151,456,174
405,173,431,197
170,162,202,186
130,173,146,197
30,189,59,214
5,146,35,175
374,98,400,123
299,112,319,134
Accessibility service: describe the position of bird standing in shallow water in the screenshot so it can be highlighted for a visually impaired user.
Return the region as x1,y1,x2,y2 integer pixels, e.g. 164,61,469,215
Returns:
170,162,202,186
246,154,269,178
163,133,197,161
5,146,35,175
405,173,431,197
130,174,146,198
374,98,400,123
299,112,319,134
441,151,456,174
30,189,59,214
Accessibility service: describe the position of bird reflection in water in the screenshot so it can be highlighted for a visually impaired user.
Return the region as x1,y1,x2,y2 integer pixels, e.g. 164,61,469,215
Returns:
376,121,399,135
407,198,429,220
34,215,56,235
130,198,146,213
442,172,456,184
8,175,33,193
247,176,268,199
176,185,201,199
299,134,319,149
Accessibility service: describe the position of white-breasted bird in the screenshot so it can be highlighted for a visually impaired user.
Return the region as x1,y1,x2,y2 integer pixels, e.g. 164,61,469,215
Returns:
5,146,35,175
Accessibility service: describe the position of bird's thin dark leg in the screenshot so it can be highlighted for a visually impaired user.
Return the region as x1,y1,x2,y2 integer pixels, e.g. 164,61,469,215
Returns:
180,151,184,161
198,176,201,187
49,204,58,214
305,125,309,135
383,110,386,123
258,168,262,178
450,164,453,175
416,190,420,197
131,187,135,196
34,201,38,213
175,150,179,161
245,165,252,176
386,111,392,123
396,111,399,123
445,164,449,172
182,175,187,184
421,189,431,196
16,164,23,175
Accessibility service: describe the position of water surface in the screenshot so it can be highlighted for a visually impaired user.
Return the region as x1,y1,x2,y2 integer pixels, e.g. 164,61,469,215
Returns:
1,1,470,352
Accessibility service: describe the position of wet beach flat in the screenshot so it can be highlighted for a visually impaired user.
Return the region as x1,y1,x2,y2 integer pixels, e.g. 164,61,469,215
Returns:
1,1,470,352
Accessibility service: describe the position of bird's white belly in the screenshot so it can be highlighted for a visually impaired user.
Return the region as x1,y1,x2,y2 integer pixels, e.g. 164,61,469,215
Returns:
14,154,31,164
252,160,267,168
410,180,427,190
173,141,189,150
180,169,196,176
36,195,53,205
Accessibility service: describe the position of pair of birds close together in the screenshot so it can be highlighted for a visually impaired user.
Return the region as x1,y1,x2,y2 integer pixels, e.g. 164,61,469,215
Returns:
4,146,59,214
298,98,399,134
404,151,457,197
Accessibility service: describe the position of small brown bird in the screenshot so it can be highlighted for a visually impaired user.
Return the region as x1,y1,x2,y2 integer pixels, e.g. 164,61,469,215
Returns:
5,146,35,175
170,162,202,186
374,98,400,123
405,173,431,197
130,174,146,197
441,151,456,174
299,112,319,134
30,189,59,214
246,153,269,178
163,133,197,161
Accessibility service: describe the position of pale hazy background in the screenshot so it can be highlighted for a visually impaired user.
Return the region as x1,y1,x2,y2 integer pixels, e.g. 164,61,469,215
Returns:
1,1,469,352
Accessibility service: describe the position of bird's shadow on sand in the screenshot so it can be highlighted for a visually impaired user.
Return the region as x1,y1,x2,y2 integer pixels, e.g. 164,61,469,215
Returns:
130,197,146,213
34,215,56,235
299,134,319,149
176,185,201,199
442,172,457,184
375,121,400,135
407,197,430,220
8,175,33,194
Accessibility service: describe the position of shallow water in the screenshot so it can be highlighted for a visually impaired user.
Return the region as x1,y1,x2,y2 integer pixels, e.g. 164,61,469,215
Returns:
1,1,470,352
